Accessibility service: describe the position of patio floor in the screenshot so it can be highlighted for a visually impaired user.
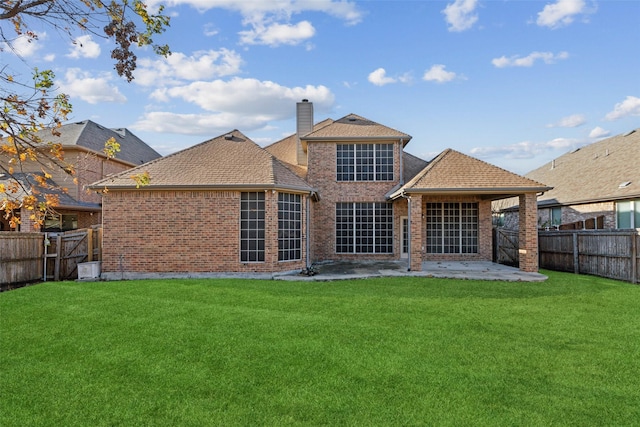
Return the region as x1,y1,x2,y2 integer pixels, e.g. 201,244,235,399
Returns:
274,260,547,282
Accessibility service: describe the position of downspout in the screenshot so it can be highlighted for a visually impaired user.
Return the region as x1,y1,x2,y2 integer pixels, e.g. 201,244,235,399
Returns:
400,191,411,271
306,194,311,269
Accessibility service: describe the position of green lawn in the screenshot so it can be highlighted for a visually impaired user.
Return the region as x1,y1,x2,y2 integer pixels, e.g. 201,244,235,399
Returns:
1,271,639,426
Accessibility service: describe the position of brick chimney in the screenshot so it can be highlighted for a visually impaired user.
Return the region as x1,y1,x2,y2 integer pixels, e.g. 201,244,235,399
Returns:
296,99,313,166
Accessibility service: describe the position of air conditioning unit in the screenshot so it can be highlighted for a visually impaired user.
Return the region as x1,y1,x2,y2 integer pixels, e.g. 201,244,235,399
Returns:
78,261,101,280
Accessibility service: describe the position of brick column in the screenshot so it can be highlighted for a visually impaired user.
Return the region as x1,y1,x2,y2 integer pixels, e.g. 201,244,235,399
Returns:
265,190,279,269
518,193,539,272
19,207,40,232
409,195,423,271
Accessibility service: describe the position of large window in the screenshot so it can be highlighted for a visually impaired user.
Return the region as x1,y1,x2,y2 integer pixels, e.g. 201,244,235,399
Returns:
336,202,393,253
43,213,78,232
616,199,640,229
278,193,302,261
240,192,265,262
336,144,394,181
426,202,478,254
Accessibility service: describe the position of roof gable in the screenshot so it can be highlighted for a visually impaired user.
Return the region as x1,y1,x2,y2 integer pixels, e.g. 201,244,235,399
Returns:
396,149,550,197
91,130,313,192
527,129,640,205
302,114,411,142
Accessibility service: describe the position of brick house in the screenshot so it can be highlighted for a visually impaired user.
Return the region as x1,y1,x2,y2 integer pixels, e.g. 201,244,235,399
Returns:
0,120,160,232
499,128,640,230
91,100,549,279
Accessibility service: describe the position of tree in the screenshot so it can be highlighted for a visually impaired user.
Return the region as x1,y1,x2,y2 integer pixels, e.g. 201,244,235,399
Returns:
0,0,170,229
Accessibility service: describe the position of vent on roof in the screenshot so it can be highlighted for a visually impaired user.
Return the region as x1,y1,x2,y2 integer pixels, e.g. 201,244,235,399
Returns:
619,181,631,188
570,147,581,153
623,129,636,137
348,117,357,122
224,134,233,140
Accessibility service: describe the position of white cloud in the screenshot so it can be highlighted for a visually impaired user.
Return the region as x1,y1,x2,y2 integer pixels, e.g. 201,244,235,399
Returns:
368,68,396,86
203,23,219,36
536,0,592,29
135,49,242,86
423,64,458,83
604,96,640,121
442,0,479,32
3,32,46,57
547,114,586,128
471,137,583,160
589,126,610,138
136,77,335,135
492,51,569,68
148,0,362,46
57,68,126,104
239,21,315,46
66,35,101,59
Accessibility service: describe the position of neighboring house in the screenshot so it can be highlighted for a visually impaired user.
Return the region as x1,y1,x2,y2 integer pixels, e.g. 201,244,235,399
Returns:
90,100,549,279
0,120,161,232
500,128,640,230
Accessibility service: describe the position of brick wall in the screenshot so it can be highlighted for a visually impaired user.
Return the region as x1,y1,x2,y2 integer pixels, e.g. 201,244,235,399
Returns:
306,140,403,262
101,189,307,275
518,193,539,272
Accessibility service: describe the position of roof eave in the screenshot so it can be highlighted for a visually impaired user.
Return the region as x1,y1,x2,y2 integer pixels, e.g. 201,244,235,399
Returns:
391,186,552,200
88,183,318,194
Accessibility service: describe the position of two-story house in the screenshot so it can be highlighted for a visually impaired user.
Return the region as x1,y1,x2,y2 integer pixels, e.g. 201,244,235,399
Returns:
0,120,161,232
91,100,548,279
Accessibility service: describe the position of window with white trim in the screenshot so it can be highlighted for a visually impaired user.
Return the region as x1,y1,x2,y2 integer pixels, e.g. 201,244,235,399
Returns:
336,202,393,253
336,144,394,181
240,192,265,262
616,199,640,229
426,202,478,254
278,193,302,261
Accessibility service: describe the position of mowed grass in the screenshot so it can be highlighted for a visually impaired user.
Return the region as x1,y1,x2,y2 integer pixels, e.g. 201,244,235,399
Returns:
1,271,639,426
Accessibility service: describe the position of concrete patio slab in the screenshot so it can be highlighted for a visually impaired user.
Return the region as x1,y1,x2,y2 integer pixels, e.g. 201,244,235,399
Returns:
274,260,547,282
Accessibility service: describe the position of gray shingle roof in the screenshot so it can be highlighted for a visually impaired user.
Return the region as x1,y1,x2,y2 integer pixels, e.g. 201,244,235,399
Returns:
393,149,550,198
91,130,314,193
36,120,160,166
527,129,640,206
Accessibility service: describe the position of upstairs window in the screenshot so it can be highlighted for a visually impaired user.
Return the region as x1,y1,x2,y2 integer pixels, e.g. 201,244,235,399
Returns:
336,144,394,181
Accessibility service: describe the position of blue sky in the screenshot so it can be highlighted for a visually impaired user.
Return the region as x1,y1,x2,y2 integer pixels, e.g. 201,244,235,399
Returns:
3,0,639,174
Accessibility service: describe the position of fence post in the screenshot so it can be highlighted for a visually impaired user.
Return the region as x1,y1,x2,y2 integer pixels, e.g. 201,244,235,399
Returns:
572,232,579,274
87,228,93,262
632,232,638,284
54,234,62,281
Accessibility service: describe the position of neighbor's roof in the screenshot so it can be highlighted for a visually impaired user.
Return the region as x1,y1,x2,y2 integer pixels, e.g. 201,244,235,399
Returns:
0,173,100,211
90,130,315,193
35,120,161,166
391,148,550,199
302,114,412,144
526,128,640,207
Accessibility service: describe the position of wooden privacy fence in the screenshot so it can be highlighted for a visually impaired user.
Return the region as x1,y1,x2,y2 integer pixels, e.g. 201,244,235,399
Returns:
0,232,44,286
538,230,639,284
1,227,102,287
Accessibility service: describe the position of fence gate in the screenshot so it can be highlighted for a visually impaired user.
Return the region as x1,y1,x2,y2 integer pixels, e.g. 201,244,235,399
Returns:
494,228,519,267
45,227,102,281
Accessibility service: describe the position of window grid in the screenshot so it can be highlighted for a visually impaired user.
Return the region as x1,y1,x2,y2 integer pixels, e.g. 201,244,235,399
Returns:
240,192,265,262
336,202,393,254
278,193,302,261
337,144,394,181
426,202,478,254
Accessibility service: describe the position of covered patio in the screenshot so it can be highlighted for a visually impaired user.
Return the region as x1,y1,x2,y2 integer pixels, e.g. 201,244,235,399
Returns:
275,260,548,282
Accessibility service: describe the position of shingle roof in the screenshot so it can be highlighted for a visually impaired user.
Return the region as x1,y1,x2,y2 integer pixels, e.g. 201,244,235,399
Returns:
0,173,100,210
36,120,161,166
264,118,333,178
90,130,314,192
393,148,550,198
303,114,412,143
526,129,640,206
